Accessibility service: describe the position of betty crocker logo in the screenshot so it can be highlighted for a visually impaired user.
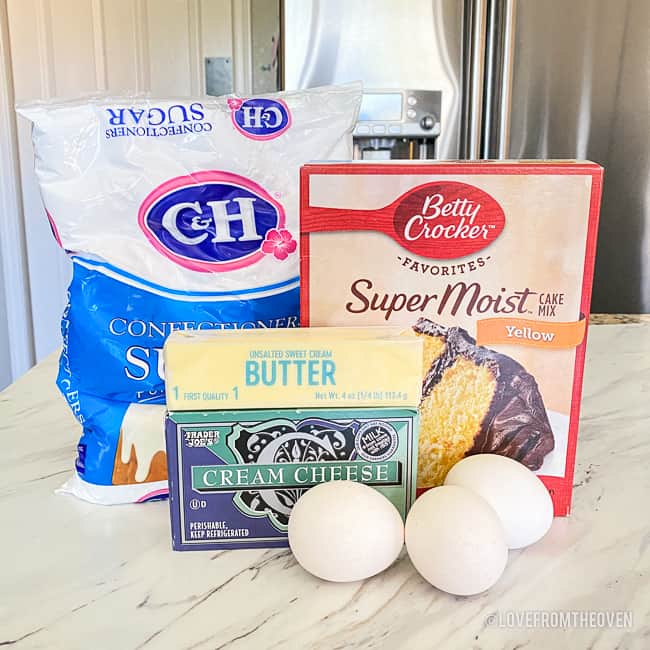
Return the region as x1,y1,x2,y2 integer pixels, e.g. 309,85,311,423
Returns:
138,171,295,272
393,182,505,258
228,97,291,140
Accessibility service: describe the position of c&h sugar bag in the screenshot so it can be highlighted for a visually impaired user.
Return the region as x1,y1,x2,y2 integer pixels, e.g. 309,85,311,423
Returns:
18,83,361,504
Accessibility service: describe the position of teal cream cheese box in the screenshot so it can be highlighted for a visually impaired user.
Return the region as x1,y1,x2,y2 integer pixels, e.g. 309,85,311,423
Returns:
165,408,418,550
163,327,422,550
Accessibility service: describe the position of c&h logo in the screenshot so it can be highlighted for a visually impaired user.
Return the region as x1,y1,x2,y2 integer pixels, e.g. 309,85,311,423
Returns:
228,97,291,140
138,171,295,272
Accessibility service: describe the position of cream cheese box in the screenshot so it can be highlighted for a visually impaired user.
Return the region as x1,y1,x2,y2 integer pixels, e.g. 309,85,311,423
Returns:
163,326,422,550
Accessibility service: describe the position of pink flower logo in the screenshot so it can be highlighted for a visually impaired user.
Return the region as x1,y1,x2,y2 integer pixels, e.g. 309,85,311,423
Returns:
227,98,243,111
261,229,297,261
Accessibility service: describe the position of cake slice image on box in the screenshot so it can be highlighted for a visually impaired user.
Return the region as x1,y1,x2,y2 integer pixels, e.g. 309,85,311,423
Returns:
413,318,554,488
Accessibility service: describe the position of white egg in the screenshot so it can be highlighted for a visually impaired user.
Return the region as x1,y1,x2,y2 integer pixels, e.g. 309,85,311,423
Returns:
405,485,508,596
288,481,404,582
444,454,554,549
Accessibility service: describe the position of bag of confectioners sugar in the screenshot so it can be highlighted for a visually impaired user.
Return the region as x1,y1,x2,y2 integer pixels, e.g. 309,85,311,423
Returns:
18,83,361,504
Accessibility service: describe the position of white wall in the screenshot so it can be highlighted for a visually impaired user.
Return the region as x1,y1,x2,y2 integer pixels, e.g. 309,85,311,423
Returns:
0,256,12,390
0,2,17,391
0,0,234,388
0,0,34,389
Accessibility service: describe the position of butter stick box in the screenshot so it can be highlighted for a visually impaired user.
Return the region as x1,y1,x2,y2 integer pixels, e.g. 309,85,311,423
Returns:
300,161,603,516
164,327,422,550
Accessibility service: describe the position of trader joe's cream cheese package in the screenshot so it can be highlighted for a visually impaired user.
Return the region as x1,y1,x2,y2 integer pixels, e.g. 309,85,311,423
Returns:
300,161,603,515
17,83,361,504
163,326,422,550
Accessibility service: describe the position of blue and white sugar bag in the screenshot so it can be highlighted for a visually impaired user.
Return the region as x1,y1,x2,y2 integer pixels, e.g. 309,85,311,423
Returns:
18,83,361,504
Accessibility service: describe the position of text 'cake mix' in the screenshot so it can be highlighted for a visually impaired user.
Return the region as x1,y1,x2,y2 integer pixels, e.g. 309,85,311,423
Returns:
17,83,361,504
300,161,603,515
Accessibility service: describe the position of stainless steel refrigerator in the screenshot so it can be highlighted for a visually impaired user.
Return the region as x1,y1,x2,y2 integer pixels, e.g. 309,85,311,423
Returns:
280,0,650,313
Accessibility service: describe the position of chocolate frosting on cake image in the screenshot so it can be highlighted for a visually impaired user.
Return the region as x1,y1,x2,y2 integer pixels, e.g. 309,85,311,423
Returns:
413,318,555,488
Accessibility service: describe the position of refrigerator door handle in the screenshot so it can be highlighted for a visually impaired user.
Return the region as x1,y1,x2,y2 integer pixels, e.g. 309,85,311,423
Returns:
460,0,487,160
482,0,517,159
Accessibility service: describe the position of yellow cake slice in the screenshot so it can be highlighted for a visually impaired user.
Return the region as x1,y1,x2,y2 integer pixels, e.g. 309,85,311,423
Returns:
414,318,555,488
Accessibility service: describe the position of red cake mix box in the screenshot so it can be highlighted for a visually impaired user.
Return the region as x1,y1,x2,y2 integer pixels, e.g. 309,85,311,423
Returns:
300,161,603,515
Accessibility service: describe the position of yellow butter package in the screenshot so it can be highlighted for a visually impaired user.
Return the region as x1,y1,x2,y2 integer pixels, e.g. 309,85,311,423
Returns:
163,327,423,410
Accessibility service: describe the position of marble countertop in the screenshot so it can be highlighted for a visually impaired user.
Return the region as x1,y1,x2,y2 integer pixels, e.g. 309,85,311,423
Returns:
1,321,649,649
589,313,650,325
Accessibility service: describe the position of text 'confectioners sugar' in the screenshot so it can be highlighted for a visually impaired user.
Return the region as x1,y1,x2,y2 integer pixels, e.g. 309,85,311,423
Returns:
17,83,361,504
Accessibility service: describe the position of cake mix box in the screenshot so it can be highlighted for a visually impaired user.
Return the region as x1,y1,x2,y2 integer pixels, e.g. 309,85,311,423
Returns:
300,161,603,515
